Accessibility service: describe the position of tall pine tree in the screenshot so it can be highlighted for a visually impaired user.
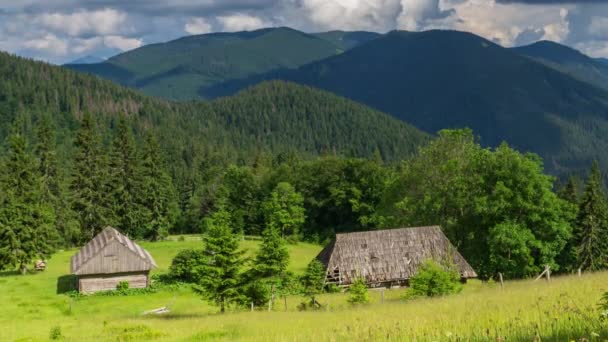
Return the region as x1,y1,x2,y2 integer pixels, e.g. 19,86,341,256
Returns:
35,115,79,246
140,131,178,240
252,225,289,279
193,208,245,313
0,117,58,273
573,161,608,271
71,113,111,241
107,117,145,237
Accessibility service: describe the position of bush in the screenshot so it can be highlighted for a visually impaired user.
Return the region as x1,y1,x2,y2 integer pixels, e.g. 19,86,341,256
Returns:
347,277,369,305
49,326,62,340
408,260,462,298
116,281,129,291
242,281,271,307
169,249,206,283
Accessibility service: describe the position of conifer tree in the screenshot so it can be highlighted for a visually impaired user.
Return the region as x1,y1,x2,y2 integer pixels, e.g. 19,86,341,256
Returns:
35,115,79,246
252,225,289,279
140,131,178,240
574,161,608,271
107,117,145,237
193,208,245,313
71,113,111,241
0,118,58,273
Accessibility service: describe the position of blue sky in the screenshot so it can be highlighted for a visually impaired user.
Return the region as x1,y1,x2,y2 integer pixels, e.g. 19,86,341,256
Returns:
1,0,607,64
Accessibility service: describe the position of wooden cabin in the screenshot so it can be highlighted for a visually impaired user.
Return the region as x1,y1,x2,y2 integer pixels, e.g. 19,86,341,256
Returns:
316,226,477,287
70,226,157,293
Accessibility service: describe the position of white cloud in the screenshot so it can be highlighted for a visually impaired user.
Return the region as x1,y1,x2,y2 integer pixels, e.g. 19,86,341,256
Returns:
299,0,402,32
217,13,270,31
185,17,213,35
103,35,143,51
22,33,69,55
398,0,453,31
35,8,131,37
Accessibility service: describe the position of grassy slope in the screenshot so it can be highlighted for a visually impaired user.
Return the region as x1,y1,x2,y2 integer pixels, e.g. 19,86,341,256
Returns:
1,238,607,341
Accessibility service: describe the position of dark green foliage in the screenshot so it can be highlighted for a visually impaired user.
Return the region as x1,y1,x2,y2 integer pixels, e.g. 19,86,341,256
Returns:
49,326,62,340
70,113,112,241
347,277,369,304
572,161,608,271
140,132,178,240
241,281,271,307
116,281,129,291
408,260,462,298
386,129,574,279
252,225,289,279
262,182,305,240
192,208,245,313
0,118,59,272
169,249,206,283
301,259,326,298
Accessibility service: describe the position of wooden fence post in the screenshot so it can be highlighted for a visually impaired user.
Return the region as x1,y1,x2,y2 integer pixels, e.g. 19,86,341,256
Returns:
578,268,582,278
284,296,287,311
251,302,254,312
381,289,385,304
546,266,551,282
498,273,504,289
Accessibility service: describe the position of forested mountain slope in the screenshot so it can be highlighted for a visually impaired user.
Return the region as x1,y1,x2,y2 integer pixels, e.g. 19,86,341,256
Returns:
65,27,342,100
514,40,608,91
228,30,608,175
0,51,427,164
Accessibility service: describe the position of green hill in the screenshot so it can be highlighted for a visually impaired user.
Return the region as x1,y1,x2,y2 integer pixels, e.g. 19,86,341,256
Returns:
239,30,608,175
1,51,427,165
66,27,343,100
312,31,381,51
514,40,608,91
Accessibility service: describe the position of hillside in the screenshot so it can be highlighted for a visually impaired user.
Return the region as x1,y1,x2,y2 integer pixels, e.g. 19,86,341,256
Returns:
514,40,608,90
312,31,381,51
66,27,342,100
0,51,427,164
214,30,608,175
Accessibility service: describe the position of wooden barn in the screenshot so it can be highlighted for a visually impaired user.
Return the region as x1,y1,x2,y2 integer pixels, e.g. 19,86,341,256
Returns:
316,226,477,287
70,226,157,293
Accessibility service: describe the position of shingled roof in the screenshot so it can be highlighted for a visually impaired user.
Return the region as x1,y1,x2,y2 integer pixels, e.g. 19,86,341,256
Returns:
71,227,157,275
316,226,477,286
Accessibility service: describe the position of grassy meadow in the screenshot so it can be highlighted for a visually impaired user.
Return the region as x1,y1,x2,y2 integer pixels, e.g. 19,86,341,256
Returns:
1,237,608,341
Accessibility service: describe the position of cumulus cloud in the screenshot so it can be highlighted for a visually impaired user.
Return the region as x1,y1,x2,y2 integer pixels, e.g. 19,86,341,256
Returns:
217,13,271,31
0,0,607,62
185,17,213,35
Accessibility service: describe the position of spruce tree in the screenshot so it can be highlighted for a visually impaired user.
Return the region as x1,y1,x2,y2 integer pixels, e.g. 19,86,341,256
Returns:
574,161,608,271
107,117,144,237
0,118,58,273
140,131,178,240
192,208,245,313
35,115,79,246
262,182,305,240
71,113,111,241
252,225,289,279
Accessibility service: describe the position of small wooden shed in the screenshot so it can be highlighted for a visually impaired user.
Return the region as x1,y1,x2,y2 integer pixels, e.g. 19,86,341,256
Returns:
316,226,477,287
70,226,157,293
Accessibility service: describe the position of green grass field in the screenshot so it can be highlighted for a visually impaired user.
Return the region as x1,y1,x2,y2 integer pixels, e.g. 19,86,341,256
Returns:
1,238,607,341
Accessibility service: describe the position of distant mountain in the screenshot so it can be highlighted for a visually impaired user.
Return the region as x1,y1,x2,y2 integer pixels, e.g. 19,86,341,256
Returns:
313,31,382,51
597,58,608,66
514,40,608,90
216,30,608,174
2,51,427,164
66,27,343,100
65,55,105,64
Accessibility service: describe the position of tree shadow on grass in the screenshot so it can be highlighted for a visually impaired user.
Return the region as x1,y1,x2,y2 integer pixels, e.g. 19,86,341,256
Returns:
0,270,20,277
56,274,78,294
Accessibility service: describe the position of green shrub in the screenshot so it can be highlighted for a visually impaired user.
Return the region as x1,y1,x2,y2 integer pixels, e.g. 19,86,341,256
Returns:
347,277,369,305
408,260,462,298
169,249,206,283
116,281,129,291
49,326,62,340
242,281,270,307
178,235,186,242
325,283,341,293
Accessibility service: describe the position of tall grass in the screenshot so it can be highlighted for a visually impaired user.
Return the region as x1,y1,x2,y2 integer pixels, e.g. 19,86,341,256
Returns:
0,237,606,341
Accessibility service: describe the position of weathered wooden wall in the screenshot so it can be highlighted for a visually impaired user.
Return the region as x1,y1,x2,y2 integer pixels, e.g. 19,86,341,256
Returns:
75,240,152,275
78,272,149,293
